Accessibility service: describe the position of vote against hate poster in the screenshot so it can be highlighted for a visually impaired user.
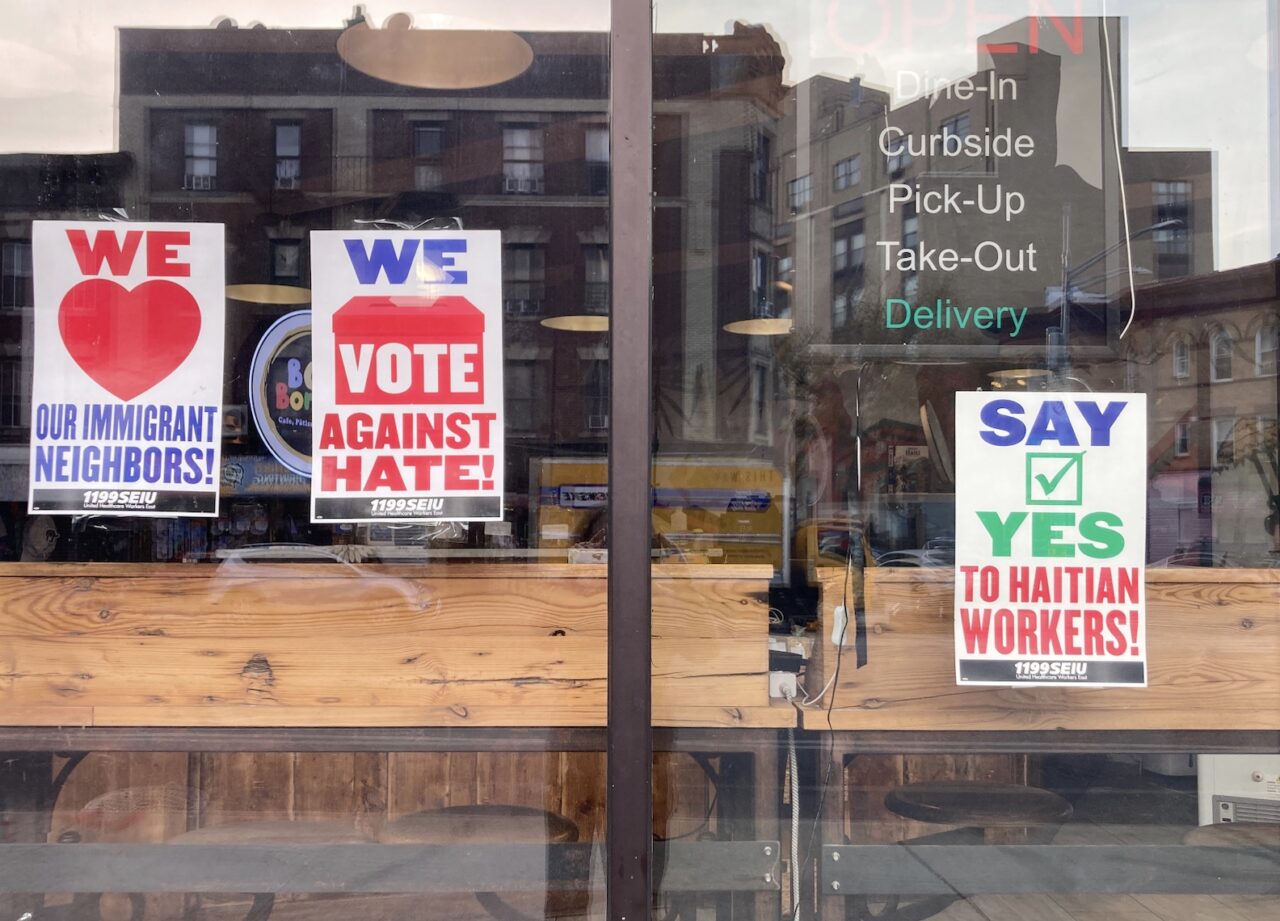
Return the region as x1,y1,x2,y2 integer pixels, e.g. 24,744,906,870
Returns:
954,392,1148,687
29,222,225,517
309,230,503,523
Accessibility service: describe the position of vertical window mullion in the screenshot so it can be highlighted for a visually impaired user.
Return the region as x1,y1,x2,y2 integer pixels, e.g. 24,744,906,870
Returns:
607,1,653,920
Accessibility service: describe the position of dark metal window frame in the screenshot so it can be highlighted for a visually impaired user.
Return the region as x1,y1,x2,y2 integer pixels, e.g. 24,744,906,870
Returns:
607,2,654,920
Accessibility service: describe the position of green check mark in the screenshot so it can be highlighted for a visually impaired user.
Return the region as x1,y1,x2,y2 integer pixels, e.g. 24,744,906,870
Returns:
1026,452,1084,506
1034,462,1076,496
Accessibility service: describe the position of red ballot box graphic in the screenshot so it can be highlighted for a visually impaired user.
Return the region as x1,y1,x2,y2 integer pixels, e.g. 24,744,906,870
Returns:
333,295,485,405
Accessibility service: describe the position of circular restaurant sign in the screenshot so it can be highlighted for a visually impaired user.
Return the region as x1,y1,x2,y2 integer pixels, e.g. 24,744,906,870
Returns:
248,310,312,477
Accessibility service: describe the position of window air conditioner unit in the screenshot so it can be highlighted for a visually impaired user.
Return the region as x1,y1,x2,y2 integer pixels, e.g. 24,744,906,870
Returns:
587,414,609,430
275,176,300,191
504,177,543,194
184,174,215,191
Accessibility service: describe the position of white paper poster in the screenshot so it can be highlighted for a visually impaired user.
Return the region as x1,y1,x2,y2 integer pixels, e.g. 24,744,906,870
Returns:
309,230,504,523
954,392,1148,687
29,221,225,517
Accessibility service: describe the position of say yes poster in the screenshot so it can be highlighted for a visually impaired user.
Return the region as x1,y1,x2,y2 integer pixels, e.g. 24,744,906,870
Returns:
309,231,504,523
954,392,1148,687
29,222,225,517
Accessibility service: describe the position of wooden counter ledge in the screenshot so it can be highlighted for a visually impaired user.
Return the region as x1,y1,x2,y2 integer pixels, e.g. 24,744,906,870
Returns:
0,562,792,729
805,567,1280,732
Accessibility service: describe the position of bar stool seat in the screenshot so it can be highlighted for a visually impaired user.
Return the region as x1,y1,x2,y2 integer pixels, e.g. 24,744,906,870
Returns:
172,821,373,921
379,803,578,844
1182,822,1280,848
885,781,1073,828
378,804,584,921
853,783,1073,921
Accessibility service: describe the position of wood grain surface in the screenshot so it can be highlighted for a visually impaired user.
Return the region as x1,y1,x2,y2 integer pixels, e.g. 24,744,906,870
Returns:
0,563,783,728
805,568,1280,731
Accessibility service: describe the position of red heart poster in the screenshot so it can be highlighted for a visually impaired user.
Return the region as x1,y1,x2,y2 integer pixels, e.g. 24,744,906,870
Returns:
29,221,226,518
58,278,202,401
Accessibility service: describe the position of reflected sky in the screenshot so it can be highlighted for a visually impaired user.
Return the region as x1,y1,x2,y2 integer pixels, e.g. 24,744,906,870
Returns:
0,0,1274,267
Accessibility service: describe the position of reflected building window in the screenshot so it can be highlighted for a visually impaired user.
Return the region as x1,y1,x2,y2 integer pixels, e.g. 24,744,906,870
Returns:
940,112,970,140
1,240,32,309
0,240,31,438
583,243,609,314
585,126,609,196
774,253,793,315
1210,330,1234,382
1153,180,1191,278
833,219,865,325
832,293,849,328
1212,416,1236,465
503,244,546,318
274,123,301,190
412,123,445,190
183,123,217,190
833,220,865,274
751,132,772,203
901,203,919,299
1173,338,1191,379
503,125,545,194
886,144,912,177
506,360,548,433
1256,324,1278,375
1174,421,1191,457
583,358,609,431
787,174,811,212
749,359,772,444
833,154,860,191
750,249,770,314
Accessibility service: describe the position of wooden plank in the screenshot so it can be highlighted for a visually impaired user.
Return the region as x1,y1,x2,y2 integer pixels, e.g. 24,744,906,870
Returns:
0,562,773,580
0,635,761,709
386,753,449,817
0,573,760,640
560,752,607,842
194,752,295,835
807,569,1280,731
78,703,795,728
0,563,771,728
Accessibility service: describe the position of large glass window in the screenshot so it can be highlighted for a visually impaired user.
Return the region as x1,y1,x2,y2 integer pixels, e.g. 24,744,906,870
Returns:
652,4,1279,921
0,4,1278,921
0,5,614,918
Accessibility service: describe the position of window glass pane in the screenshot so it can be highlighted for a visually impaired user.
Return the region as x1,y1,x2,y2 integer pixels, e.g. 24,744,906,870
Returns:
585,126,609,162
0,4,611,917
275,124,301,157
653,4,1279,921
412,124,443,158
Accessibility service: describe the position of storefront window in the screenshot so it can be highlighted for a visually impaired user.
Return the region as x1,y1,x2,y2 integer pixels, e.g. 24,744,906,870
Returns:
0,2,1276,919
652,1,1278,919
1,3,616,917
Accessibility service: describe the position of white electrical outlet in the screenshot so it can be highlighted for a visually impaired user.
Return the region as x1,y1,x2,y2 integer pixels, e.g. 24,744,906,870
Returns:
769,671,798,699
831,605,851,648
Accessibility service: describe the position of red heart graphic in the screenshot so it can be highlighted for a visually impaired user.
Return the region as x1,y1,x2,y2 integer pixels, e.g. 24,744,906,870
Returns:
58,279,203,401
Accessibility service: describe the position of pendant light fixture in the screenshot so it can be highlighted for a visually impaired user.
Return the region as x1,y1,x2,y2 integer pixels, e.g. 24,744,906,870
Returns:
337,11,534,91
226,284,311,305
